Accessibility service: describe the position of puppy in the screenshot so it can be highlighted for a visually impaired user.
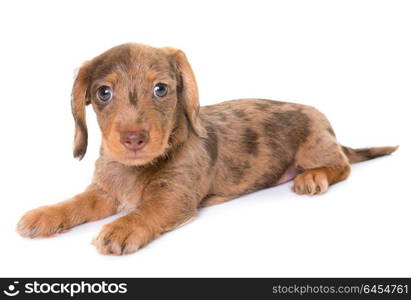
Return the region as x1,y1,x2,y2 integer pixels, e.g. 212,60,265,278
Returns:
17,43,397,255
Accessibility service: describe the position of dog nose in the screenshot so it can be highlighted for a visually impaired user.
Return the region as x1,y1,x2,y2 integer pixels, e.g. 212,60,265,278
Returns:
120,130,149,151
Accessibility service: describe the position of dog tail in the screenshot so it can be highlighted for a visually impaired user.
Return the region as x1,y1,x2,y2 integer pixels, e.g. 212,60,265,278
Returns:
341,145,399,164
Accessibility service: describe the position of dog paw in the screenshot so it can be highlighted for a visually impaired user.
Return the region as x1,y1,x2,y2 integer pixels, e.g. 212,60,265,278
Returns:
92,221,148,255
17,206,67,238
292,169,329,195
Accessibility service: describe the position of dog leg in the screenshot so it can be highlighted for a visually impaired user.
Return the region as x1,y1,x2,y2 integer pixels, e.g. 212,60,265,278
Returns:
291,128,351,195
292,165,350,195
93,188,197,255
17,184,118,238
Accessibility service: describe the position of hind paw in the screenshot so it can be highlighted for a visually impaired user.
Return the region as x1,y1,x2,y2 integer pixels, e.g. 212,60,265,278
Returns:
292,169,329,195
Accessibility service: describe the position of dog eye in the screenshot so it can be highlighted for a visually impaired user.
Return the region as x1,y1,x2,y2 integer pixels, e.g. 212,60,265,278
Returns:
153,83,168,98
97,86,113,102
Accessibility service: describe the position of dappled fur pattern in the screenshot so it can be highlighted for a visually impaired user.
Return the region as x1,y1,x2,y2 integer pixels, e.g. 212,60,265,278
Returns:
17,43,398,255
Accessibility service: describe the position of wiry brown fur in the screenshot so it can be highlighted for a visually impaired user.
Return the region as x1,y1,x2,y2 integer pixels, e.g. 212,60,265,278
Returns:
17,43,398,255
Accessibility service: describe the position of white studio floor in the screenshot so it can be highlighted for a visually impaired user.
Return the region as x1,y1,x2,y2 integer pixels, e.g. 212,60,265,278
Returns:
1,151,409,277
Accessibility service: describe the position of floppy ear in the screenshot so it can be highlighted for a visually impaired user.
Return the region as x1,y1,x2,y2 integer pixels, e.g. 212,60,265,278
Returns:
71,61,91,159
162,47,206,137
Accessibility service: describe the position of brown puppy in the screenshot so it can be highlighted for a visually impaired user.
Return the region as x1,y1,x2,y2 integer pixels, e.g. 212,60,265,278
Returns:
17,43,397,255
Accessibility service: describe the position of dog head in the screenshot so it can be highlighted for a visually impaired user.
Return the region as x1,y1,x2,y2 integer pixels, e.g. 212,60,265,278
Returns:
71,43,205,166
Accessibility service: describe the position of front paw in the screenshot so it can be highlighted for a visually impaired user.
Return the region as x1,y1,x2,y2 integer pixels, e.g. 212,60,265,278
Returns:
92,221,150,255
17,206,67,238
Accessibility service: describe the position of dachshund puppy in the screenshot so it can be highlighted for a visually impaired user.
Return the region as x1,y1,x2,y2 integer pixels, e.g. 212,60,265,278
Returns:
17,43,397,255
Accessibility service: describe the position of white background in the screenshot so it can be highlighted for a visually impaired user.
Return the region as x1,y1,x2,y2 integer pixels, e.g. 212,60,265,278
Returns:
0,0,410,277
